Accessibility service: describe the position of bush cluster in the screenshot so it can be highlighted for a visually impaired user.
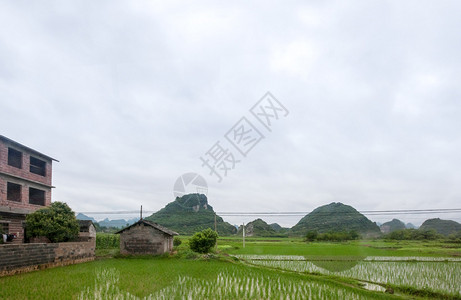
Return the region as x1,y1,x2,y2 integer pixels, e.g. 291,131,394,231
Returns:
96,233,120,249
447,231,461,243
173,236,182,247
305,230,360,242
384,229,442,240
189,228,218,253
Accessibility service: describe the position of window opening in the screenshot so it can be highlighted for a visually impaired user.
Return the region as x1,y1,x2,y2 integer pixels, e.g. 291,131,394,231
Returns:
7,148,22,169
29,187,45,206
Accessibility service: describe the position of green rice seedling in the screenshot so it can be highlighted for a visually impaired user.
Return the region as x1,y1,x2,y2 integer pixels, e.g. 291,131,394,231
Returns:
78,268,383,299
240,255,461,297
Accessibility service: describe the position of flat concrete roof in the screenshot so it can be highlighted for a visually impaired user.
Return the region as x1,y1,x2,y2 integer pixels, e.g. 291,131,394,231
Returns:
0,206,34,215
0,135,59,162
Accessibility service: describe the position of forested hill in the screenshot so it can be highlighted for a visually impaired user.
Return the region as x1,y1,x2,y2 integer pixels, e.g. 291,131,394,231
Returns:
380,219,406,233
237,218,281,237
290,202,381,237
419,218,461,236
145,194,237,235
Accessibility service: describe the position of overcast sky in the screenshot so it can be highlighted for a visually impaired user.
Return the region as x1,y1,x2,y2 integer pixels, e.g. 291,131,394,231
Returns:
1,1,460,227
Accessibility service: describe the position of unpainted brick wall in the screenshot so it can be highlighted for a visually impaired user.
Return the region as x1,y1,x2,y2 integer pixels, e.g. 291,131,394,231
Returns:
0,175,52,209
0,138,53,209
0,139,53,187
120,223,171,255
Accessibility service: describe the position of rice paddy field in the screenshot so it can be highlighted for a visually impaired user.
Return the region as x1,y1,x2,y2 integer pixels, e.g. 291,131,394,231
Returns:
0,257,394,300
1,237,460,299
238,255,461,298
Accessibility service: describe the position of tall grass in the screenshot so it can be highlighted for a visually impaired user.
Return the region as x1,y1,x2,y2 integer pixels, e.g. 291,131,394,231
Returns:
96,233,120,249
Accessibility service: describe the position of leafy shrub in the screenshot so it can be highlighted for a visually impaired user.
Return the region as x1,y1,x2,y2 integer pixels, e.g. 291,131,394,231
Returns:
26,202,79,243
384,229,442,240
317,230,360,241
189,228,218,253
305,230,318,242
447,231,461,243
173,236,182,247
305,230,360,242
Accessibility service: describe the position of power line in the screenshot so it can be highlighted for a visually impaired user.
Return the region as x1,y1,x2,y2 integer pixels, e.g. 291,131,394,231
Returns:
78,211,156,214
77,208,461,216
219,208,461,216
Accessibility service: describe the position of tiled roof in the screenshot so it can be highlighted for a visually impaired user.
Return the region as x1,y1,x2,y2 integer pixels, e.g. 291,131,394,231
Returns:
115,219,178,236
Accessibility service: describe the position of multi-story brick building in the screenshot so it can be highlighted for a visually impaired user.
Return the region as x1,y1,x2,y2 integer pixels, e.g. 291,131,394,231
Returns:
0,135,58,243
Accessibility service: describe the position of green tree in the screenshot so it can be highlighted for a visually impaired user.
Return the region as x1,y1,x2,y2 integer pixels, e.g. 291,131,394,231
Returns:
173,236,182,247
189,228,218,253
384,228,442,241
26,202,79,243
305,230,318,242
349,230,360,240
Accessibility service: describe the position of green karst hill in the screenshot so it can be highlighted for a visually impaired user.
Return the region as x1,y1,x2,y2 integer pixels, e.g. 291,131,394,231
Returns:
406,223,417,229
419,218,461,236
291,202,381,237
269,223,289,234
380,219,406,233
237,219,284,237
269,223,283,231
145,194,237,235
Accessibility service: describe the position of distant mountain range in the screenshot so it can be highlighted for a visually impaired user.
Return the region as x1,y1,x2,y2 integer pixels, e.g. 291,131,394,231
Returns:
76,213,137,229
98,218,138,228
76,213,96,222
76,197,460,237
379,219,419,233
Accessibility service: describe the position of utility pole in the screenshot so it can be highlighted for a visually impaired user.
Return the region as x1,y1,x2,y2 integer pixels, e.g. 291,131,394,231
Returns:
140,205,143,220
242,222,245,248
214,212,218,250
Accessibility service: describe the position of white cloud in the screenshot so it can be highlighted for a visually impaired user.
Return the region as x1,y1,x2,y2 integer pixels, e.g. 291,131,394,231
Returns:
1,0,461,227
270,40,318,77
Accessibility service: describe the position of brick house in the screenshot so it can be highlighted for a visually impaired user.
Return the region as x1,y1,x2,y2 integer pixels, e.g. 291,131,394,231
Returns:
117,219,178,255
0,135,58,243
